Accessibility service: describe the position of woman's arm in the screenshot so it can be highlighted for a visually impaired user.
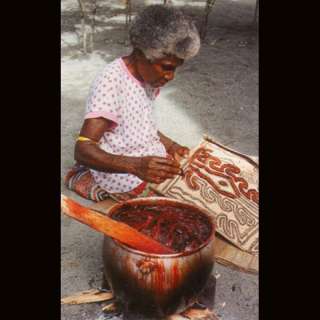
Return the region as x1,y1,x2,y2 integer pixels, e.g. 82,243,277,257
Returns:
75,119,182,184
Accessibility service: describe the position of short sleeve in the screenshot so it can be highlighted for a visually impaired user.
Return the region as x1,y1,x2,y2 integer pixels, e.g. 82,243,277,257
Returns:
85,68,121,128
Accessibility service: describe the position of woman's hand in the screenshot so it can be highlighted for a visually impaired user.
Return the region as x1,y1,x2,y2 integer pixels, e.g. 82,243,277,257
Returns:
157,132,190,162
133,156,182,184
168,142,190,162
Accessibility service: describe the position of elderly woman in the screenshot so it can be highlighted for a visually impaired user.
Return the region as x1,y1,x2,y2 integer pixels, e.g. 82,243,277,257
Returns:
65,4,201,202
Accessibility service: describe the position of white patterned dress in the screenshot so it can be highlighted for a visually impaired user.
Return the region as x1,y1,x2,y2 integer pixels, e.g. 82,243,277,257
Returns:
84,57,167,193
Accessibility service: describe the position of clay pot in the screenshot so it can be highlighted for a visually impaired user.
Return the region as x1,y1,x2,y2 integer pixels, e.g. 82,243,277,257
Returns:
102,197,215,319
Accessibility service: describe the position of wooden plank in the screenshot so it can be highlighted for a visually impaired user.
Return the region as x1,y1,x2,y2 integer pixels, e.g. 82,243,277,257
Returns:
61,194,175,254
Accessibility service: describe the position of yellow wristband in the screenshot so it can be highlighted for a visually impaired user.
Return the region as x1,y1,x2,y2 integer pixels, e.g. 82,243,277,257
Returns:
76,136,98,144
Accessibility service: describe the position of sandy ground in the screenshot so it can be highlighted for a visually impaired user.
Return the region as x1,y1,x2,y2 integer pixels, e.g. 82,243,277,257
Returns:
61,0,258,319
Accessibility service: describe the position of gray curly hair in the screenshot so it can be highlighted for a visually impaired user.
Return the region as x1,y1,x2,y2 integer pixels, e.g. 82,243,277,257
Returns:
129,5,201,61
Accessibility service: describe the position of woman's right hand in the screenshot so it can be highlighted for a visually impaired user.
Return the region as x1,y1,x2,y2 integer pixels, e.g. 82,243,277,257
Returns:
133,156,182,184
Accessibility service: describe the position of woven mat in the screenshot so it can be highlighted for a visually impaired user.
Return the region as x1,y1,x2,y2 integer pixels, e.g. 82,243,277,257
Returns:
151,135,259,274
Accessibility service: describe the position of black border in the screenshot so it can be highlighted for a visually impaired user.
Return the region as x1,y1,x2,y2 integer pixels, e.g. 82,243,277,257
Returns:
259,1,318,318
3,1,61,318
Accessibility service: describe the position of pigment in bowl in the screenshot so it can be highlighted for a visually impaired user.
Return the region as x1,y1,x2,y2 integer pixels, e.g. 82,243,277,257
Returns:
111,203,213,253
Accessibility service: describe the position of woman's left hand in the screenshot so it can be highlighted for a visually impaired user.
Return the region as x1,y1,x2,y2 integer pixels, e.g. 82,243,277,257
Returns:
168,143,190,162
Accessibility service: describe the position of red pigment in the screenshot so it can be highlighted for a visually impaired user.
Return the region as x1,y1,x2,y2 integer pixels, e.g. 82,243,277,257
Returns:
111,204,212,253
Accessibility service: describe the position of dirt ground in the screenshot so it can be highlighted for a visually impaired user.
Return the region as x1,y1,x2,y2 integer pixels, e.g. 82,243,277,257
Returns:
61,0,258,319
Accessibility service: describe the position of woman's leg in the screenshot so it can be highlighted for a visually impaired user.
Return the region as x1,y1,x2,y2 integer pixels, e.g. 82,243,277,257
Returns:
65,164,159,202
64,164,109,201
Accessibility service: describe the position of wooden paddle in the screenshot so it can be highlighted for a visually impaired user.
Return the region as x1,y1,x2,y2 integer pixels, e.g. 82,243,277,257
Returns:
61,194,174,254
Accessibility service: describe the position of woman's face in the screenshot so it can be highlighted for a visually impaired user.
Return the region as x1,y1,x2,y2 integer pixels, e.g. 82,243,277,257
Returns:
136,54,184,88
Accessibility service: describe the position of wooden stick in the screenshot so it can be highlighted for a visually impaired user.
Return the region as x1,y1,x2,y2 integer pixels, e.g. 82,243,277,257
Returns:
102,302,117,312
166,308,219,320
61,195,174,254
61,289,113,305
181,307,219,320
77,0,87,53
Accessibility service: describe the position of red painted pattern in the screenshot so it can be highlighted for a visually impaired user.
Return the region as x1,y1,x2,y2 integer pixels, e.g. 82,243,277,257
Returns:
185,148,259,204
